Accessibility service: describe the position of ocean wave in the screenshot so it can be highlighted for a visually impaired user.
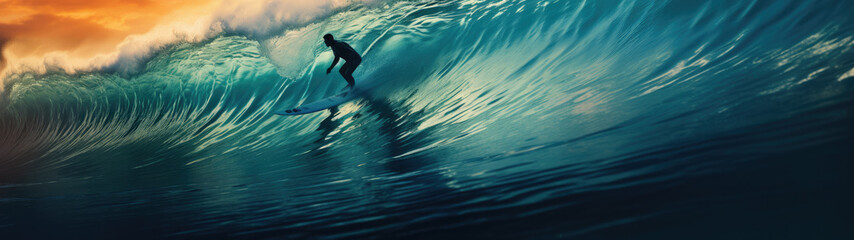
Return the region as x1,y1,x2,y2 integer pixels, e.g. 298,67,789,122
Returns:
2,0,853,166
0,0,392,83
1,0,854,237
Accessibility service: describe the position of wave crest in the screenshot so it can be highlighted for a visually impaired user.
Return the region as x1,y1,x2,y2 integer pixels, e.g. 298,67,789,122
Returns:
1,0,387,88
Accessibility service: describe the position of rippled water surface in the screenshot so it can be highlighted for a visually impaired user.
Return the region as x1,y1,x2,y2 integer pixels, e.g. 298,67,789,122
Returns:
2,0,854,239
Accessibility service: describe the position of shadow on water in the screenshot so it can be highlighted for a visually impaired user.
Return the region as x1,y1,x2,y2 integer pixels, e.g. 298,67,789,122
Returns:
307,106,341,159
237,95,458,239
361,96,436,173
305,94,441,175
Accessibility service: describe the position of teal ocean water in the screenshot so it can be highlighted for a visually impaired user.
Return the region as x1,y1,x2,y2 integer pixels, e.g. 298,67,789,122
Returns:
2,0,854,238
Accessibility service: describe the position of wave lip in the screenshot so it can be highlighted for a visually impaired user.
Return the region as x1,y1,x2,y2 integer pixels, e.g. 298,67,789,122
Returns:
0,0,387,86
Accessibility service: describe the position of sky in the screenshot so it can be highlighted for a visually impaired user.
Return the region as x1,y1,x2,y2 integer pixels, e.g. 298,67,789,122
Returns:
0,0,218,71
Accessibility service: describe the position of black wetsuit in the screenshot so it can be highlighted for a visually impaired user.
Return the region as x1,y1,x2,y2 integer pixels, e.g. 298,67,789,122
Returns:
330,40,361,86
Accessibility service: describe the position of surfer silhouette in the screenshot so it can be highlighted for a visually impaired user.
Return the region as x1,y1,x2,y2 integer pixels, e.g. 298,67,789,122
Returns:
324,34,361,88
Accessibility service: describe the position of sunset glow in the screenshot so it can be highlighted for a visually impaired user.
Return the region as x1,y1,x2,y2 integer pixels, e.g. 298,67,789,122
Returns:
0,0,217,62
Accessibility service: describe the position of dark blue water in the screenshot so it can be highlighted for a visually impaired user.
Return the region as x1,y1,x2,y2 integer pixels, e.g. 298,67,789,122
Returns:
2,0,854,239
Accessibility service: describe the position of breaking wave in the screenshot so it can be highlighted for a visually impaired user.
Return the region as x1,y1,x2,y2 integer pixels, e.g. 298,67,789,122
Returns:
2,0,854,238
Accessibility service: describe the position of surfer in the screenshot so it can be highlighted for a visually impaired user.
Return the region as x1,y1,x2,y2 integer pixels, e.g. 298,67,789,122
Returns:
324,34,362,88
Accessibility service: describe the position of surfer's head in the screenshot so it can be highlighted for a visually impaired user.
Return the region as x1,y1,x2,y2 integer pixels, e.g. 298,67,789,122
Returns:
323,34,334,46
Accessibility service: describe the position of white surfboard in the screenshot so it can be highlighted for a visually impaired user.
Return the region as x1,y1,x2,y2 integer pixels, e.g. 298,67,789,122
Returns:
275,73,383,116
274,88,359,116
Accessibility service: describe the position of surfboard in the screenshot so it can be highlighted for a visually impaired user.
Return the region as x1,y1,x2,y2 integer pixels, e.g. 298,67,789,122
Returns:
274,88,359,116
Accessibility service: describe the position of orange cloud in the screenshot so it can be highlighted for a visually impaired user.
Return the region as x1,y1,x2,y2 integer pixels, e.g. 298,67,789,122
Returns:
0,0,216,61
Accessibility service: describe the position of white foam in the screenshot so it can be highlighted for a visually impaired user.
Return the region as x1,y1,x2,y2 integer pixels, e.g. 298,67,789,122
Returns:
1,0,385,87
214,0,363,38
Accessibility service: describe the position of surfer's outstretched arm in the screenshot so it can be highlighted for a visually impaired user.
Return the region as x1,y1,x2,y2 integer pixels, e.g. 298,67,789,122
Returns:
327,56,340,74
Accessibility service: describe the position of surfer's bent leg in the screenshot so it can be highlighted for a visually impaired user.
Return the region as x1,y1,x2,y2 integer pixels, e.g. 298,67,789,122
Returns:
339,59,361,87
